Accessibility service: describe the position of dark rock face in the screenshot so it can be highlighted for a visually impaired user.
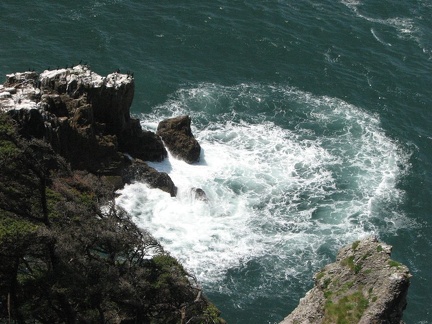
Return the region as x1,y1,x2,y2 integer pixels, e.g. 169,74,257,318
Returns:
0,66,171,189
157,115,201,163
119,118,167,162
123,160,177,197
280,237,411,324
7,108,45,139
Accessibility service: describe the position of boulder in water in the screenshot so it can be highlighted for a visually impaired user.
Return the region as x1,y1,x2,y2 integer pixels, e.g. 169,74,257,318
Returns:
157,115,201,163
122,159,177,197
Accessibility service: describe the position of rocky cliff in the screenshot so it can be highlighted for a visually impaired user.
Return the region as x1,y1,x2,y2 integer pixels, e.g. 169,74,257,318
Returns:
0,66,173,192
0,67,224,323
280,237,411,324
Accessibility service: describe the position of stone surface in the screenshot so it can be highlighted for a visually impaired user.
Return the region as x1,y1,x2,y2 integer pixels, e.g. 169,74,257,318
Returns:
157,115,201,163
280,237,411,324
122,159,177,197
1,66,171,188
118,118,167,162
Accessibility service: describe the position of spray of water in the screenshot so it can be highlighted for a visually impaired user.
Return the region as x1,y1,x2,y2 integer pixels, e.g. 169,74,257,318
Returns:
116,83,410,299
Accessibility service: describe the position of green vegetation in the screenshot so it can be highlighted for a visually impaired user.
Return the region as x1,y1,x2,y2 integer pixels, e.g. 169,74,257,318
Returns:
352,240,360,251
341,256,362,274
388,259,402,268
323,278,332,289
361,252,372,260
323,290,369,324
377,245,383,252
0,112,224,323
316,271,325,281
203,304,226,324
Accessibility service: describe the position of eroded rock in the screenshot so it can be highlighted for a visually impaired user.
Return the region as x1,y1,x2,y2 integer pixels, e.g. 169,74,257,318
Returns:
157,115,201,163
280,237,411,324
122,159,177,197
1,66,168,188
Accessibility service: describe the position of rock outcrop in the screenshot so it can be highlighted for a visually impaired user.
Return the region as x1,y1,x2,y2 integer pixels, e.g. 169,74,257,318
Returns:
122,159,177,197
157,115,201,163
0,66,172,193
280,237,411,324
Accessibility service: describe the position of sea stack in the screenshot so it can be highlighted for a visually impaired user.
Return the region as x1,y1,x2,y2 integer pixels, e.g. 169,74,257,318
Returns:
157,115,201,163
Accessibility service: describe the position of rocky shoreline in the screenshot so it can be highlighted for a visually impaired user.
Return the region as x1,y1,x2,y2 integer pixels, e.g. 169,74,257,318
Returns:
0,66,411,323
0,65,202,197
0,66,222,323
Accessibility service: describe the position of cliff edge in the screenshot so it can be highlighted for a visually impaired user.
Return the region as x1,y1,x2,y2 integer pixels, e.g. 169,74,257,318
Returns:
0,67,224,323
0,66,177,194
280,237,411,324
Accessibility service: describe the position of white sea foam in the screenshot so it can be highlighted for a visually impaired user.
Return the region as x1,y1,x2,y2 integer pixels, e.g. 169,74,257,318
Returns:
116,83,411,291
371,28,392,46
341,0,421,43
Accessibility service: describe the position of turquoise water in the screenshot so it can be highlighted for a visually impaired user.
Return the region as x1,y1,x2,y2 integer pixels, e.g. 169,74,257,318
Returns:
1,1,431,323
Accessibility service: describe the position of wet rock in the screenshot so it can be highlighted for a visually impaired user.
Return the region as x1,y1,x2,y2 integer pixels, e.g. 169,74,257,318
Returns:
122,159,177,197
280,237,411,324
157,115,201,163
119,118,167,162
191,187,208,202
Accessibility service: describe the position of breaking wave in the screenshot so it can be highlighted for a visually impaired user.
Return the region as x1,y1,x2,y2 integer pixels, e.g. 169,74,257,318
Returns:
116,82,411,307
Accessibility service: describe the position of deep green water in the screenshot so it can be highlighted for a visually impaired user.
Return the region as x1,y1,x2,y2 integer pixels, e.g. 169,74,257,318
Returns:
1,1,432,323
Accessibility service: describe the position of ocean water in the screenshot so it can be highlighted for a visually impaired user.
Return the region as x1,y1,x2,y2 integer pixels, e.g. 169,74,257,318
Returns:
1,1,431,323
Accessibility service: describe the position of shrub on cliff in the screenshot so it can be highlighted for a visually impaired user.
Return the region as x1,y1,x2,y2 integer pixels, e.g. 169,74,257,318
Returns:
0,112,223,323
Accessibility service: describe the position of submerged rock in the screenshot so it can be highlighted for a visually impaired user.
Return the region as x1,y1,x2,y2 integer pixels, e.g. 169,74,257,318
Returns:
280,237,411,324
157,115,201,163
191,187,208,202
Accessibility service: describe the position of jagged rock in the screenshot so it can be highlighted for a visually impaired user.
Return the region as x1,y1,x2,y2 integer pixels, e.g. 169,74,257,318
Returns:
1,66,167,177
0,72,41,111
122,160,177,197
280,237,411,324
119,118,167,162
38,65,135,135
157,115,201,163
